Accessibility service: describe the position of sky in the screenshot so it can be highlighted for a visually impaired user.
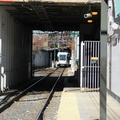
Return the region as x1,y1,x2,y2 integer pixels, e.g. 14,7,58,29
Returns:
114,0,120,18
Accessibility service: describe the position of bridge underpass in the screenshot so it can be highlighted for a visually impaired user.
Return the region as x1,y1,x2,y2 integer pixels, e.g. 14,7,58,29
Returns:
0,0,111,120
0,0,101,91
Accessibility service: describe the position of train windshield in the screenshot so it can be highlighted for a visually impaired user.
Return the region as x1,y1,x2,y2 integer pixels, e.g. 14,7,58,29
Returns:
59,55,66,60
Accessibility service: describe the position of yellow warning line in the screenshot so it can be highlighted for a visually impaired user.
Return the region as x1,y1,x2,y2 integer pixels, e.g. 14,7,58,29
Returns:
57,92,80,120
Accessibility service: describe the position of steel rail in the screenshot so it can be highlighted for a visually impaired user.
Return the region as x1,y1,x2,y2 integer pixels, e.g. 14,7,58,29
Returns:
0,90,18,105
35,68,65,120
0,68,58,113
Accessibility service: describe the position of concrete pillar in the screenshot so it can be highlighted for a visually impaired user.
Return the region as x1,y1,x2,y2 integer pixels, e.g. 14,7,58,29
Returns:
100,0,108,120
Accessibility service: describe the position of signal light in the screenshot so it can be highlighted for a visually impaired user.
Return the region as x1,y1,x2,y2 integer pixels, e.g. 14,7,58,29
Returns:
91,12,98,15
87,20,93,23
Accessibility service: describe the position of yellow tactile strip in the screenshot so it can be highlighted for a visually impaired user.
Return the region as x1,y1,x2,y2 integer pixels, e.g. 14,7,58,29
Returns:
57,92,80,120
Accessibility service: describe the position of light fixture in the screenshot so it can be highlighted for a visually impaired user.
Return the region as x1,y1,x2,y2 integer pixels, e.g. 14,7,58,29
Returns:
91,12,98,15
84,13,92,18
84,6,93,19
87,20,93,23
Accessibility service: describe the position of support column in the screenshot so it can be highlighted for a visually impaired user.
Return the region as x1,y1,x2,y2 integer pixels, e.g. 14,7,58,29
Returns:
100,0,108,120
0,9,2,92
79,27,83,89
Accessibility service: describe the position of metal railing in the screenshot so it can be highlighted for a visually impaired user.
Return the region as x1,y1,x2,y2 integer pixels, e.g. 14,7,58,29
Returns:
80,41,100,91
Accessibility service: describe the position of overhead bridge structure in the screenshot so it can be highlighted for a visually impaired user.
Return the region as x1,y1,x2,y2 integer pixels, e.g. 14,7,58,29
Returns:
0,0,113,119
0,0,101,91
0,0,100,31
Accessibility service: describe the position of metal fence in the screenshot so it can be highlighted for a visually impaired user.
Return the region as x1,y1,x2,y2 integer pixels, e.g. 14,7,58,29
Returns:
80,41,100,91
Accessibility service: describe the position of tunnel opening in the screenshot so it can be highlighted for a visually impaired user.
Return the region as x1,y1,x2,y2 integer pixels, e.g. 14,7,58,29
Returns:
32,30,79,75
0,1,101,92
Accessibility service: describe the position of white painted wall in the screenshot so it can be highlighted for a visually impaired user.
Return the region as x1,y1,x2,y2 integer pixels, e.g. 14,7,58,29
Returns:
107,0,120,97
111,42,120,96
0,7,32,91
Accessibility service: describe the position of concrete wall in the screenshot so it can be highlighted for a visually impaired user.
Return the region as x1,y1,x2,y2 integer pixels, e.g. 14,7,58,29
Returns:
107,38,120,100
0,7,32,91
33,51,50,68
110,42,120,97
107,38,120,97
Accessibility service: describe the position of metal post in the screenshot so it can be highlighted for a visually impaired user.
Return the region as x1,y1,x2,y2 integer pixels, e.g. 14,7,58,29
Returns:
77,31,80,86
80,41,83,91
79,29,83,90
100,0,108,120
54,40,56,67
0,9,2,92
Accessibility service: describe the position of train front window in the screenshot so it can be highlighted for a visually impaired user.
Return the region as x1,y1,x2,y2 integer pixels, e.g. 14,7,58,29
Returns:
59,55,66,60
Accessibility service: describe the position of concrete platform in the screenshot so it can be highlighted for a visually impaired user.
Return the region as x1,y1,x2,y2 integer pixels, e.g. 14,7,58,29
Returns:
57,87,120,120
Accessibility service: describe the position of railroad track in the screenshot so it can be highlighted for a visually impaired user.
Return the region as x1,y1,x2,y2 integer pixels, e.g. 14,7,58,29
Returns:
35,68,65,120
0,68,65,120
0,68,57,112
